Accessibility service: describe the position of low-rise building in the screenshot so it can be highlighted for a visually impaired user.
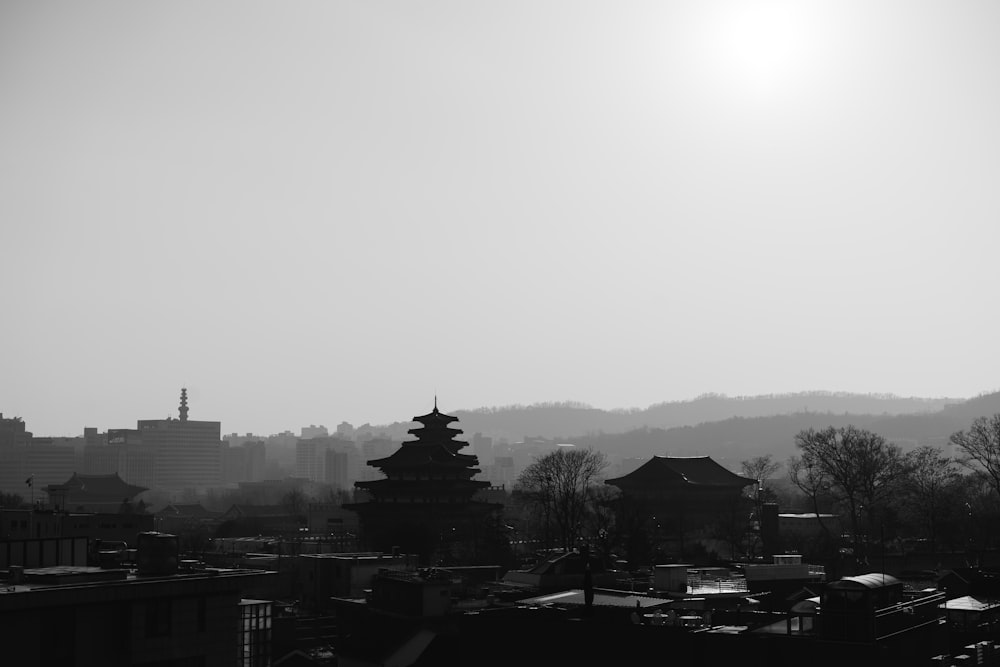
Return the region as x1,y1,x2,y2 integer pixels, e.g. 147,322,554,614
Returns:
0,563,272,666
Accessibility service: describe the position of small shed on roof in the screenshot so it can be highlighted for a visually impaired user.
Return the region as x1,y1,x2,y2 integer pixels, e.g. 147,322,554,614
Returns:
824,573,904,612
828,573,902,590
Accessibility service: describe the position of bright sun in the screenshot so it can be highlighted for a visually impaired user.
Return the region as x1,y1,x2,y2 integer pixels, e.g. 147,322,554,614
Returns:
696,2,827,102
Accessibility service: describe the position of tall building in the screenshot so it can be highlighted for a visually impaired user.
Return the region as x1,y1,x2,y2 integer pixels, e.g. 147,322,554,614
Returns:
336,421,355,439
472,432,494,465
83,429,156,489
0,413,31,448
244,440,266,482
294,439,325,482
301,424,328,439
324,448,349,490
296,436,362,485
137,388,221,491
0,416,75,497
346,402,500,562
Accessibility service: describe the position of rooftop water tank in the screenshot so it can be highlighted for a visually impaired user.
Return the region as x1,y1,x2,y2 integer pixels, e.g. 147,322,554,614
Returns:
136,531,179,576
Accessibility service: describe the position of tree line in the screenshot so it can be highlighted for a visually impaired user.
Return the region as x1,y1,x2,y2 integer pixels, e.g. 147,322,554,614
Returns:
510,413,1000,569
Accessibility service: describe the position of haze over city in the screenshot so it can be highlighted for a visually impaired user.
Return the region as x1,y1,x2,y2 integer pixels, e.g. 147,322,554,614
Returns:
3,1,998,437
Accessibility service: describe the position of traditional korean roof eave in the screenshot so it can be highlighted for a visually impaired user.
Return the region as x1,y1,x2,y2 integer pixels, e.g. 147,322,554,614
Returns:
411,405,460,425
355,478,489,491
45,472,148,498
605,455,755,489
367,445,477,469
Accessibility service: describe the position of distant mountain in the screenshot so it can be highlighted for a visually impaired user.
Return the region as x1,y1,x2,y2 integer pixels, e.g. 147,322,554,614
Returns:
570,390,1000,467
370,391,968,444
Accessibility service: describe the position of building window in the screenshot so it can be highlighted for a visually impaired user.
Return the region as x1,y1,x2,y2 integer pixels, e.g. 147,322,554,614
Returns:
239,600,272,667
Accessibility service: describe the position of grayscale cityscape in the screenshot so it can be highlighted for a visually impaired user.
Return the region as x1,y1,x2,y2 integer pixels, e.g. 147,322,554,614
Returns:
3,1,999,666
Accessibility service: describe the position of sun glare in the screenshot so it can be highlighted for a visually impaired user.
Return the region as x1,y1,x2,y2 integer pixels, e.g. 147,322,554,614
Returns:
697,2,826,102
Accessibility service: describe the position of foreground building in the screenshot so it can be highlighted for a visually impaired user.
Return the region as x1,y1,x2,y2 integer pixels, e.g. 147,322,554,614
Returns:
0,536,272,666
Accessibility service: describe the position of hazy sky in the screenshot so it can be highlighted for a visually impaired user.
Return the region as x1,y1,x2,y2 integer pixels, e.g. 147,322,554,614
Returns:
2,1,998,437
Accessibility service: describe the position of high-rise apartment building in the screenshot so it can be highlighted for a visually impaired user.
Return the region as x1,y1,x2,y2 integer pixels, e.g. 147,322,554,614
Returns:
325,449,349,490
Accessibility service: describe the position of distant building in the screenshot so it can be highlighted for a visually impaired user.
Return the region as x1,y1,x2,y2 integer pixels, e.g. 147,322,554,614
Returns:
0,420,76,496
137,388,222,491
336,421,355,439
0,412,32,448
295,438,326,482
44,472,148,513
296,436,362,485
301,424,329,439
325,448,350,490
472,432,494,465
156,503,222,536
83,429,156,489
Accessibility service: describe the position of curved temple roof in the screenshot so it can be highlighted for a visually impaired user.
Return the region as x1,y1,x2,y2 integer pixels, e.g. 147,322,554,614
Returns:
605,455,756,489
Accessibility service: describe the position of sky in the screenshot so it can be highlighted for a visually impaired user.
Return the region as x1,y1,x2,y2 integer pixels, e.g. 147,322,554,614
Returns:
2,1,999,437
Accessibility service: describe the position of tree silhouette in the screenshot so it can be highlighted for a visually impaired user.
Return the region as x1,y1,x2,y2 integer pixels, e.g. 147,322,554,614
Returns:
951,414,1000,499
789,425,909,566
516,448,607,551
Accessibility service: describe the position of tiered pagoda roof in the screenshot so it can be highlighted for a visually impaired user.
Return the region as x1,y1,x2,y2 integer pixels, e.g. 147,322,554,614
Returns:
355,402,489,503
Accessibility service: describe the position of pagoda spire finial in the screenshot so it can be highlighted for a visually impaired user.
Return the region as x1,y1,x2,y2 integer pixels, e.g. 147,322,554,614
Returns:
179,387,189,422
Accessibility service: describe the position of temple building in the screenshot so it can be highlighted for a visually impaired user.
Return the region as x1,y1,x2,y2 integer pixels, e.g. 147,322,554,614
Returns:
44,472,148,513
605,455,755,560
345,402,502,563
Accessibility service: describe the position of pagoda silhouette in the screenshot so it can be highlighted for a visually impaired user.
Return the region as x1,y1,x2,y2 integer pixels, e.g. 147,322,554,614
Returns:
345,401,501,563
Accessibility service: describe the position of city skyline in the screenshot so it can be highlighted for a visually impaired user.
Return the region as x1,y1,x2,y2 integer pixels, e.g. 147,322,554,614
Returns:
3,1,998,437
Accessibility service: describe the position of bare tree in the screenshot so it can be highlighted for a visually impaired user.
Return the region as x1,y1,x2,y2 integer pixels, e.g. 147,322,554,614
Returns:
517,448,608,551
789,426,910,562
951,414,1000,499
740,455,782,558
741,454,782,504
901,446,960,553
741,454,782,484
282,487,308,517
